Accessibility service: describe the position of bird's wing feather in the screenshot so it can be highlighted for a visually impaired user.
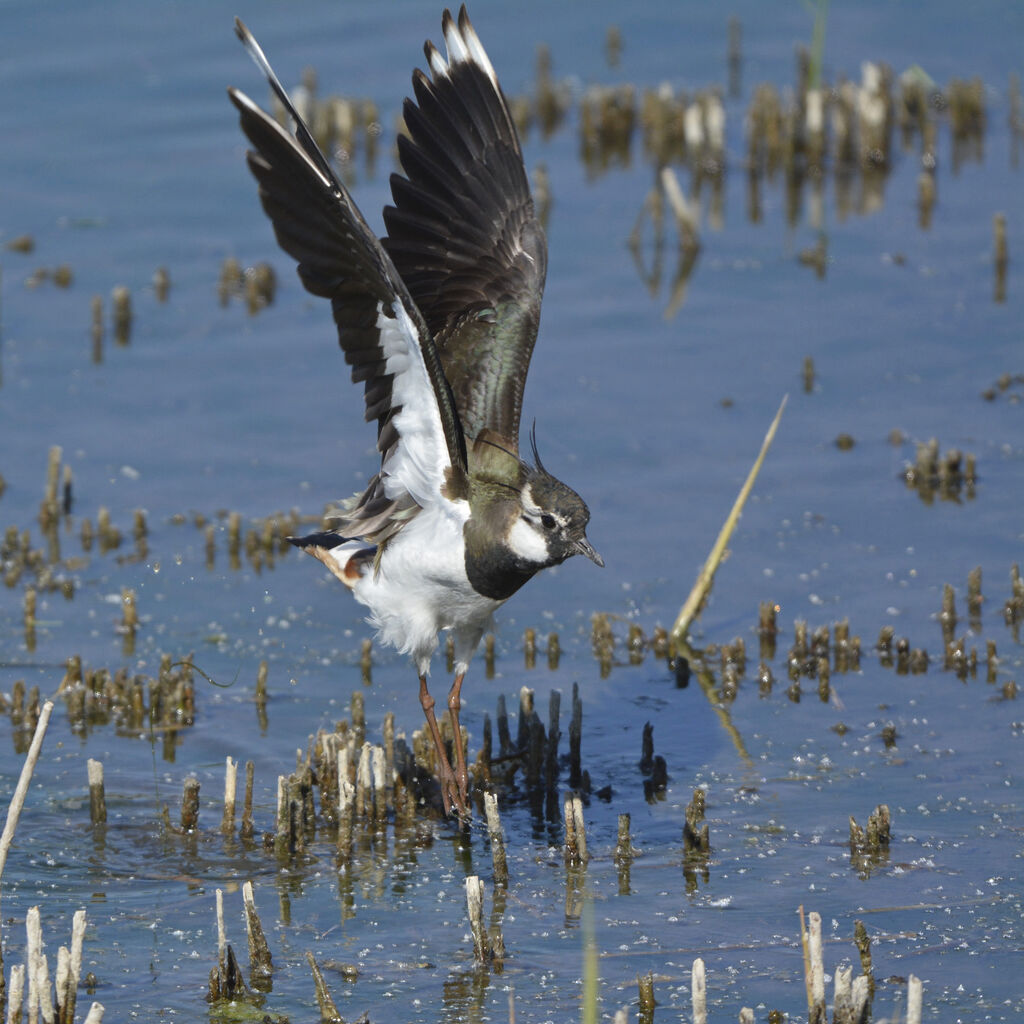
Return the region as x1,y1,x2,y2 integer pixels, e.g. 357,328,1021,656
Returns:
229,19,467,536
383,5,546,456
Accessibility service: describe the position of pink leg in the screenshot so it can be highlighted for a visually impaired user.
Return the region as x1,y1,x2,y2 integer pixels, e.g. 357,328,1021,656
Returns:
419,675,465,817
447,672,469,814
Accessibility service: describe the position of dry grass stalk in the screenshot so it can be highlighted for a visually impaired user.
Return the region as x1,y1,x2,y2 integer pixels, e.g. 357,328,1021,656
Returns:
672,396,787,645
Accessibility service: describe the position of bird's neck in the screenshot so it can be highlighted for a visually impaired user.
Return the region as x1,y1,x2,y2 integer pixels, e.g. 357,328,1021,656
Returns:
463,471,539,601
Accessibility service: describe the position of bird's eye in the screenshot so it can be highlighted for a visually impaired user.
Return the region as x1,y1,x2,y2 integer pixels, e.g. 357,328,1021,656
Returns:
540,513,556,531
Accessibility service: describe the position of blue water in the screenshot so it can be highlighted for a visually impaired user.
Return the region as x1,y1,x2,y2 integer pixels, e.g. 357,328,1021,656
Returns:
1,0,1021,1020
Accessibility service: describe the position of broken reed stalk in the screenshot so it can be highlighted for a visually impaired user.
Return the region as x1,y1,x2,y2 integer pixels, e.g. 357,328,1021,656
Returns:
216,888,227,984
614,813,635,863
28,905,54,1022
0,699,55,895
907,974,923,1024
8,905,90,1024
8,906,100,1024
569,682,583,789
691,957,707,1024
87,758,107,825
8,965,26,1018
241,760,256,840
222,755,237,834
243,880,273,981
637,971,656,1015
180,776,200,832
337,769,355,859
799,905,813,1013
306,950,343,1022
563,794,589,864
465,874,489,962
807,910,826,1020
371,745,386,823
672,396,787,645
484,792,509,887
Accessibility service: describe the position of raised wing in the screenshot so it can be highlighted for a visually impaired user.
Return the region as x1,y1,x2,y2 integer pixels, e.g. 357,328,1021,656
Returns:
229,20,467,541
383,5,547,457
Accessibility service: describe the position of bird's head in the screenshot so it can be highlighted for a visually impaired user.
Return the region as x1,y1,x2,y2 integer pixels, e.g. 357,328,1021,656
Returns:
506,429,603,570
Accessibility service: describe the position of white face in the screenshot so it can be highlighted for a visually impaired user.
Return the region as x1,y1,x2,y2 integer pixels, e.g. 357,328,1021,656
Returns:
507,515,550,564
507,483,567,565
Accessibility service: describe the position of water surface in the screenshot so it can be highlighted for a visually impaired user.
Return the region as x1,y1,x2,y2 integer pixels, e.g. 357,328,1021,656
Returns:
1,1,1021,1020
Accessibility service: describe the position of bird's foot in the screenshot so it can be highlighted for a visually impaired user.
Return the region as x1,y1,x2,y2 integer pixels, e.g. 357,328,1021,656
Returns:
439,761,471,820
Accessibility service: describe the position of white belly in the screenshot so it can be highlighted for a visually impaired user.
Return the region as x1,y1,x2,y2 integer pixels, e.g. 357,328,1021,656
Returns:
351,506,502,673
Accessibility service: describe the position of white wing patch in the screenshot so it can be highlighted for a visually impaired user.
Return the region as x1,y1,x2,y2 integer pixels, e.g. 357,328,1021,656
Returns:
376,301,455,512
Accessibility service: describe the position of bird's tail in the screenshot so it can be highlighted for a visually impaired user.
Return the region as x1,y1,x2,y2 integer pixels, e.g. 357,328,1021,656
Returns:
289,532,375,590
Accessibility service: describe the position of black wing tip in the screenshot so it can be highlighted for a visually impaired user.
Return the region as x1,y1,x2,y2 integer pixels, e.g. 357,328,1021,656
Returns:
288,531,348,550
445,6,472,31
233,16,267,73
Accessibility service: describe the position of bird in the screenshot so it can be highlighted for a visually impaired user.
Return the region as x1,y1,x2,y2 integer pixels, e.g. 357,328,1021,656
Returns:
228,6,602,817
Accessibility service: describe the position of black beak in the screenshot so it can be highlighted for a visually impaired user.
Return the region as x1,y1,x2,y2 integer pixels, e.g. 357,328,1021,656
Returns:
574,536,604,567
